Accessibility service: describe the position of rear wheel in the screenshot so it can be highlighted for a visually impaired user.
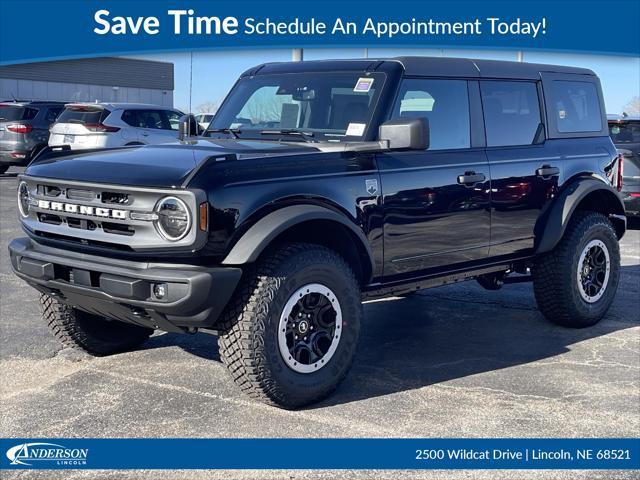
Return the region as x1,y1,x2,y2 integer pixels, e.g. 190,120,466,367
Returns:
533,211,620,328
217,243,361,409
41,294,153,355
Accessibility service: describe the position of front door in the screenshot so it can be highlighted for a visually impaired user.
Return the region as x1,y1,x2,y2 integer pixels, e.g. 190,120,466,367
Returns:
379,78,491,279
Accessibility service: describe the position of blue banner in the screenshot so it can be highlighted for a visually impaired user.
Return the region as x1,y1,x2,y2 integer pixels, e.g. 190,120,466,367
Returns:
1,438,639,470
0,0,639,65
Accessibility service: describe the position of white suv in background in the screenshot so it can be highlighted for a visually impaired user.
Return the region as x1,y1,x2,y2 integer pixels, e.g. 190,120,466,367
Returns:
49,103,184,150
194,112,215,130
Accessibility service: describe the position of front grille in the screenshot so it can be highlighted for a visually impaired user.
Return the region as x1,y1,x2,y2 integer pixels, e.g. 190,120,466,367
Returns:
21,176,199,251
66,188,95,201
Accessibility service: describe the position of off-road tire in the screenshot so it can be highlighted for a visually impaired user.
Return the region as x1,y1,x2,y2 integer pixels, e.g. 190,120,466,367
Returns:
533,211,620,328
217,242,362,409
41,294,153,355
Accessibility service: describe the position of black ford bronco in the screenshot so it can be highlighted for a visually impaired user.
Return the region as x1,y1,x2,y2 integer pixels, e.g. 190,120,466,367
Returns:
10,57,626,408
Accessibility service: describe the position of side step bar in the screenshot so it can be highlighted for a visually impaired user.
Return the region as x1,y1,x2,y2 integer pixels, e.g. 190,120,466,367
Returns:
363,263,515,300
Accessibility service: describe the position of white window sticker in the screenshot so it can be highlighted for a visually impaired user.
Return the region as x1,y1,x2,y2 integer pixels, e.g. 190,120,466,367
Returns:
354,77,374,92
346,123,366,136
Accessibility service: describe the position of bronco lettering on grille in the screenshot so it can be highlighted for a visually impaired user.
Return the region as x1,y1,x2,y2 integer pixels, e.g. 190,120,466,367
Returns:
37,200,127,220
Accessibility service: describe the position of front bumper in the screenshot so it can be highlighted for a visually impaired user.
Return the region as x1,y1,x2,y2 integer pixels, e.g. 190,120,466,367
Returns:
9,237,242,332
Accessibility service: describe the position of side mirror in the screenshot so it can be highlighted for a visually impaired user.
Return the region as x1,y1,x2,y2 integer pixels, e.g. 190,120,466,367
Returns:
379,117,429,150
178,114,201,141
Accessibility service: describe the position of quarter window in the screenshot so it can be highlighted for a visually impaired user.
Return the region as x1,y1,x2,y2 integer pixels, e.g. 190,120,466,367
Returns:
391,79,470,150
481,81,541,147
550,80,602,133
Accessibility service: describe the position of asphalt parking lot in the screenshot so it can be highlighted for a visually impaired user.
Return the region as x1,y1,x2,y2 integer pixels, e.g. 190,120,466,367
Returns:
0,167,638,480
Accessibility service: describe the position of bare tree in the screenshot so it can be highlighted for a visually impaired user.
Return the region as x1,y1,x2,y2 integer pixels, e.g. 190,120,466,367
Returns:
623,96,640,116
196,101,220,114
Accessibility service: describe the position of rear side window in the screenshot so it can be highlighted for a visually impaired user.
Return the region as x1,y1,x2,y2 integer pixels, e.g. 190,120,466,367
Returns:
57,107,109,125
123,110,179,130
391,79,470,150
481,81,541,147
550,80,602,133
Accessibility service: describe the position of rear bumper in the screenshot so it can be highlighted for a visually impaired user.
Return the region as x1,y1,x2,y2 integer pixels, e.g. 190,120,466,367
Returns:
622,189,640,217
9,237,242,332
0,141,32,165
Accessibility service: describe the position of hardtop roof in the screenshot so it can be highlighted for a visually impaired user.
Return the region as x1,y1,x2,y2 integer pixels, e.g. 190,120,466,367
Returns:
242,56,596,80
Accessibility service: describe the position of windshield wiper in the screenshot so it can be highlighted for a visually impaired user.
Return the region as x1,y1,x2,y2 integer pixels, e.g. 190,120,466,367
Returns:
207,127,242,139
259,129,317,143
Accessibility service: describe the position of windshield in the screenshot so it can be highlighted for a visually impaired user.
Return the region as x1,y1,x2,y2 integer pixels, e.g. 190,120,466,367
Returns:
0,105,37,122
210,72,386,141
57,106,109,125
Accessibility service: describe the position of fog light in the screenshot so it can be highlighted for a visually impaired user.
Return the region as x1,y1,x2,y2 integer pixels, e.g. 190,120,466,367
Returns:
153,283,168,299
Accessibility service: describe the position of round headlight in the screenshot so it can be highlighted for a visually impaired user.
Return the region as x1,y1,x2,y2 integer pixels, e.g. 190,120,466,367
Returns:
154,196,191,241
18,181,30,218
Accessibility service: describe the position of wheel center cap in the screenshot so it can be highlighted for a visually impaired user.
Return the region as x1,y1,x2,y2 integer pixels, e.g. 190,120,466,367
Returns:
297,320,309,334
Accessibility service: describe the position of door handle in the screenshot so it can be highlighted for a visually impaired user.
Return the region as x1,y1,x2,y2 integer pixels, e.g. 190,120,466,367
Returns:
141,132,149,137
457,171,486,186
536,165,560,177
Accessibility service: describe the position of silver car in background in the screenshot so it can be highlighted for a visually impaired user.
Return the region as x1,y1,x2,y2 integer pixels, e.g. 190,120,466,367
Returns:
0,101,65,174
49,103,184,150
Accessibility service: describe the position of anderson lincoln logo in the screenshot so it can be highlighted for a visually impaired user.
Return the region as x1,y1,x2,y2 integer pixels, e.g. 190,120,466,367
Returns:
37,199,127,220
6,442,89,466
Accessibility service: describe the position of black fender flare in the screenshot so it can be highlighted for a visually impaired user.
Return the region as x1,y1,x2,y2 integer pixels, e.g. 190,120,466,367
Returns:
221,204,375,276
535,177,625,254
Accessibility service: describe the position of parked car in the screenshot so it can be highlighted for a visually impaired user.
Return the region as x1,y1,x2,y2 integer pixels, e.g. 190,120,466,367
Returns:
48,103,184,150
194,112,215,130
10,57,626,409
608,114,640,216
0,101,65,174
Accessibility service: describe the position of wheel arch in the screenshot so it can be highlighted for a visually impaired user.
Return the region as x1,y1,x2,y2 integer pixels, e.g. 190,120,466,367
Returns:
221,204,375,285
535,176,626,254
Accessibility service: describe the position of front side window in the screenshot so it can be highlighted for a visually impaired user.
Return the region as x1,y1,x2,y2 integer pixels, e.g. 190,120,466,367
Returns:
45,107,63,123
211,72,386,141
391,79,471,150
481,81,541,147
551,80,602,133
165,110,183,130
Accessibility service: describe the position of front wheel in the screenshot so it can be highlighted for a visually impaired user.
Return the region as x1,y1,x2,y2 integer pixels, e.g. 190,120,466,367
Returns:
533,211,620,328
41,294,153,355
217,243,361,409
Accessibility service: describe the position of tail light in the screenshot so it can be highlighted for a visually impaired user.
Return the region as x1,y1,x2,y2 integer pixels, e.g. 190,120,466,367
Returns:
617,154,624,192
84,123,120,133
6,123,33,134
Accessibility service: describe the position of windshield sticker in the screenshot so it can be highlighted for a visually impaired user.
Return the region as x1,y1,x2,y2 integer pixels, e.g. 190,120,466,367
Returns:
346,123,366,136
354,77,374,92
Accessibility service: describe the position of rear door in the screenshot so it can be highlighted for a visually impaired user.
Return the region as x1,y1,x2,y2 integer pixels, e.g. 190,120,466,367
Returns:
378,78,491,279
480,80,559,257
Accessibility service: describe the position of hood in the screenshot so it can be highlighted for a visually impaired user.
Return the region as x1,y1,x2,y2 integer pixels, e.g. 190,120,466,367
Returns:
25,139,319,188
